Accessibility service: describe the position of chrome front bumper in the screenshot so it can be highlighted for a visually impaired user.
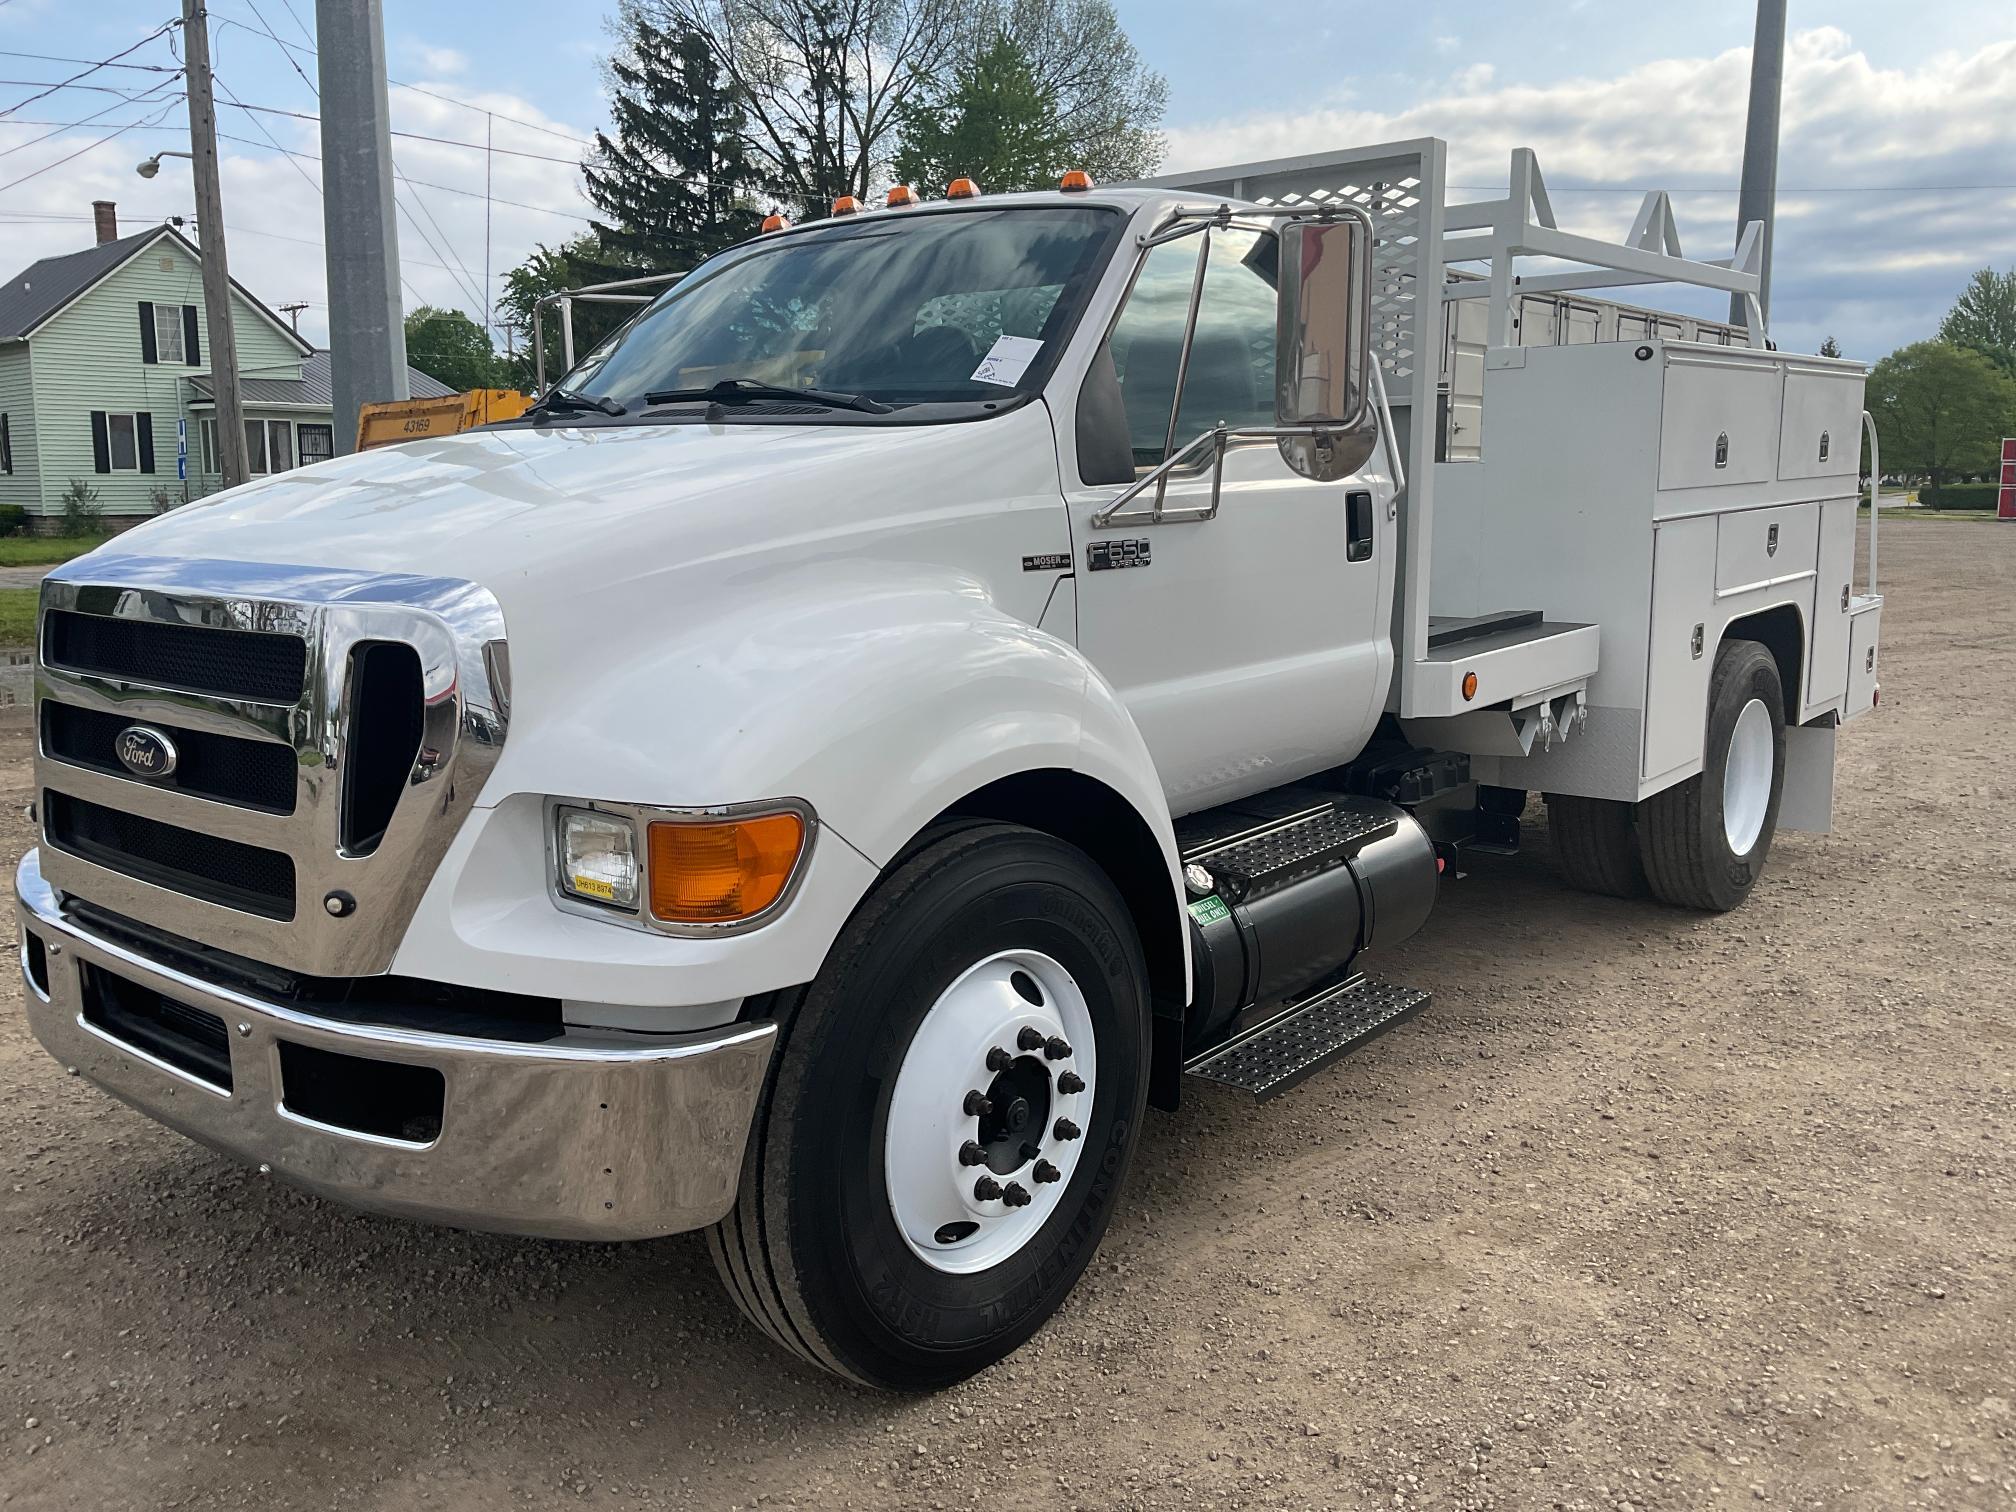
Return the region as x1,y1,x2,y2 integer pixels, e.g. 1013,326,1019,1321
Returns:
15,848,776,1241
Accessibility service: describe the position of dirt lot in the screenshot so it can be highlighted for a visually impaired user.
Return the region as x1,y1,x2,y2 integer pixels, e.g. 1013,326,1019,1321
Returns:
2,521,2011,1512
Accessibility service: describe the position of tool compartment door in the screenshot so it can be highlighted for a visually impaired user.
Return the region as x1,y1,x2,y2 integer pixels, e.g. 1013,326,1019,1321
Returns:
1658,351,1781,491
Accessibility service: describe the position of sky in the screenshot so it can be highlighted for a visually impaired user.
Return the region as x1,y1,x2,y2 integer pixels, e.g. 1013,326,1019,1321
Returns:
2,1,2013,362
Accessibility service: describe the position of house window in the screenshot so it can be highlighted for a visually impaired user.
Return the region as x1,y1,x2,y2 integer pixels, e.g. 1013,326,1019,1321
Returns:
200,418,216,474
297,424,333,466
1,413,11,475
153,304,185,364
244,419,294,475
108,413,140,471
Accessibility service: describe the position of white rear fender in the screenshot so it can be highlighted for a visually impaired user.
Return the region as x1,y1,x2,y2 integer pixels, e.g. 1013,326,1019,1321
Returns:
393,568,1188,1009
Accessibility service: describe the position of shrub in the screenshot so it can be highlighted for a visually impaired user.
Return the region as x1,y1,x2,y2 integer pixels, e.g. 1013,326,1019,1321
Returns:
1918,482,2002,510
148,484,180,512
58,478,104,535
0,504,25,537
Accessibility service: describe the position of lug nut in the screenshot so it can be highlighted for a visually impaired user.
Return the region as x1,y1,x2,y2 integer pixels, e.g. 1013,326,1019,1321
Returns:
963,1090,992,1117
958,1140,988,1167
1053,1117,1080,1141
985,1045,1013,1072
1001,1182,1032,1208
1043,1036,1072,1060
1017,1026,1045,1052
1057,1071,1085,1094
973,1176,1002,1201
1032,1160,1061,1184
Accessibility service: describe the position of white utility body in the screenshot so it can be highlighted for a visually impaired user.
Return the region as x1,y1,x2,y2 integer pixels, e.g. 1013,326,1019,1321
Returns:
18,137,1879,1391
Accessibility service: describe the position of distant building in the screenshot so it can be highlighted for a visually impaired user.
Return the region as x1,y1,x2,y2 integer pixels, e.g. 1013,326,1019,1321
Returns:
0,202,451,530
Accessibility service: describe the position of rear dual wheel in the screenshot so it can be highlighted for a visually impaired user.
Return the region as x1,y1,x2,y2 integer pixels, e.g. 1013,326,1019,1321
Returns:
709,823,1149,1390
1549,638,1786,912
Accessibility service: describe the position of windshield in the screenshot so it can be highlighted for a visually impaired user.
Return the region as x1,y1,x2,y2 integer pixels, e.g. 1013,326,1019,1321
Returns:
560,206,1121,416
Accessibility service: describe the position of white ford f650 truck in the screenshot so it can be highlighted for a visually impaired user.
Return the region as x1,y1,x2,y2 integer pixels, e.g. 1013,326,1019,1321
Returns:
17,139,1881,1389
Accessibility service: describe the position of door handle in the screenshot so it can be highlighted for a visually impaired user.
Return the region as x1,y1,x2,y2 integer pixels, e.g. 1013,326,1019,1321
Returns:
1346,489,1374,562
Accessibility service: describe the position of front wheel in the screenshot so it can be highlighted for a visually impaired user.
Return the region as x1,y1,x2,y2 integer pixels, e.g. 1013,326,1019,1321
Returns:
1638,638,1786,911
708,823,1150,1389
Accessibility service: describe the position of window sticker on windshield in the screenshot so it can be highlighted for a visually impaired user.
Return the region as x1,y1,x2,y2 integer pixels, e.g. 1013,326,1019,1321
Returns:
971,334,1044,387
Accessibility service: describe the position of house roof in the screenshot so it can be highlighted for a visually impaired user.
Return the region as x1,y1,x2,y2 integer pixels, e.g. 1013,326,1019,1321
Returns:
0,224,313,354
187,350,456,407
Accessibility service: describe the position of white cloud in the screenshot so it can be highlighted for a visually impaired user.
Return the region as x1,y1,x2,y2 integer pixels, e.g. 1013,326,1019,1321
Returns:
401,42,472,77
0,82,598,352
1162,29,2016,358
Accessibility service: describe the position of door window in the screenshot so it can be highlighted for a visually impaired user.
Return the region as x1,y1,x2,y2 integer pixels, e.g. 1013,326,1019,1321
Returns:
297,424,333,465
107,413,140,471
1106,227,1278,468
243,419,268,474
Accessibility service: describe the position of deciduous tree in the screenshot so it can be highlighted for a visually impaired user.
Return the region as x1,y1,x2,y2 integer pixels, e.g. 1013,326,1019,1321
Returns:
977,0,1165,181
402,305,505,393
1938,266,2016,376
1865,340,2016,491
892,34,1071,195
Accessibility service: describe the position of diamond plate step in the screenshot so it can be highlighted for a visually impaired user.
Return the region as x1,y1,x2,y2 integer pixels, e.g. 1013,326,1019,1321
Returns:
1182,977,1430,1101
1180,797,1398,904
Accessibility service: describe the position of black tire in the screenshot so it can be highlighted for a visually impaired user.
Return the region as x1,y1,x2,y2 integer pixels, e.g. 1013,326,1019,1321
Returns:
706,823,1151,1390
1638,639,1786,912
1546,794,1647,898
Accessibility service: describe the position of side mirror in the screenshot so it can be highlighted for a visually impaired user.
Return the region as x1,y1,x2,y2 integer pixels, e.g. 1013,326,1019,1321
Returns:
1275,217,1376,482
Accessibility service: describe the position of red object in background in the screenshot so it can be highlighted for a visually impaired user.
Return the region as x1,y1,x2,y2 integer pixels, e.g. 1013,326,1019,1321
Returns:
2001,438,2016,520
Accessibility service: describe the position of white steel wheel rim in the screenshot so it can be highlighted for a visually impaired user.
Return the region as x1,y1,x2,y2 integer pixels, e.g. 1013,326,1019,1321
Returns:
1722,697,1774,855
884,949,1096,1274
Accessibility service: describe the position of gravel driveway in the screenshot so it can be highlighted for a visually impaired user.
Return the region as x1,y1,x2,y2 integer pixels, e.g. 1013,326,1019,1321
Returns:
1,521,2010,1511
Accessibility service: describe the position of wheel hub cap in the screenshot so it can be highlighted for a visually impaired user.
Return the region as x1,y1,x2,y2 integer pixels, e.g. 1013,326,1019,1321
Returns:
1722,696,1774,855
885,950,1096,1273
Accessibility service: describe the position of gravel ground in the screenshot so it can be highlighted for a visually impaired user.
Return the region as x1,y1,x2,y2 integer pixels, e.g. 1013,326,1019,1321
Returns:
1,522,2011,1511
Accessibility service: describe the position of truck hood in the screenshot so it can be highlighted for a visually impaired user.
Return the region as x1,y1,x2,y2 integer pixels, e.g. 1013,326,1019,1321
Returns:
105,415,1048,588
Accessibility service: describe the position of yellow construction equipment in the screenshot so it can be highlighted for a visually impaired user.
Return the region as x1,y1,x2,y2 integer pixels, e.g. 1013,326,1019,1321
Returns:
354,388,532,452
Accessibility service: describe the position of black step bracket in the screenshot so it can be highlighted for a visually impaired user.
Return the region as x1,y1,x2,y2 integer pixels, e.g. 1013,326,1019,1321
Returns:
1183,975,1430,1101
1178,795,1398,904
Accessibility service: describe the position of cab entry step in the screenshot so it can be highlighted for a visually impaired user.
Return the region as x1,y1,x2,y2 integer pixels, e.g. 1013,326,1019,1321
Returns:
1183,976,1430,1101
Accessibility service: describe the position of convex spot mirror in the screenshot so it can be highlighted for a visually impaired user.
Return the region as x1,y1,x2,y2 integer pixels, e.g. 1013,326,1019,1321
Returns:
1275,216,1377,482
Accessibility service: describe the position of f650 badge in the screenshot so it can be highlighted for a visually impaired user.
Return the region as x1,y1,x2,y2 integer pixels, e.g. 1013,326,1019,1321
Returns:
115,725,179,779
1087,539,1151,572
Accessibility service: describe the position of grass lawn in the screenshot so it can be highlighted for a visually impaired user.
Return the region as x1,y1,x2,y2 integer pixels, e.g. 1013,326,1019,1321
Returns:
1877,508,2005,523
0,535,110,567
0,589,37,647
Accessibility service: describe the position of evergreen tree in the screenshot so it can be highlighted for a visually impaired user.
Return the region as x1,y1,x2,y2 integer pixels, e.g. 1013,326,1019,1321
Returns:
1819,335,1842,358
584,6,772,271
1938,266,2016,376
893,34,1072,195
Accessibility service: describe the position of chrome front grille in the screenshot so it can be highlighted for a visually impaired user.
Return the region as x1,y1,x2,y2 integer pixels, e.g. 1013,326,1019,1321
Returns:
33,556,508,976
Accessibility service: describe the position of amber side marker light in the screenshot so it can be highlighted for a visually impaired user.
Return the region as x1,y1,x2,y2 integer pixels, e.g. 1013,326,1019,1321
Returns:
831,194,860,216
946,177,981,199
886,184,917,207
1461,671,1479,702
760,213,790,233
1059,169,1093,192
648,812,806,924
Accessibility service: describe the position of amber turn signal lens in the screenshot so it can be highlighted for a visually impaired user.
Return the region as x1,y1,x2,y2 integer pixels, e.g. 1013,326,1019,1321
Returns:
647,812,805,923
1059,169,1093,192
1461,671,1479,702
946,176,980,199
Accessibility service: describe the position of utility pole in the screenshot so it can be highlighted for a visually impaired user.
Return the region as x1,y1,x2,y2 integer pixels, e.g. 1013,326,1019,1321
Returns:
181,1,249,490
1731,0,1787,329
316,0,408,455
277,301,308,333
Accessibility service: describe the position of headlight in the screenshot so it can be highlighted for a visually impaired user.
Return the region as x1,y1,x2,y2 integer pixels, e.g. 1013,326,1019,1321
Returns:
556,807,642,911
551,800,814,931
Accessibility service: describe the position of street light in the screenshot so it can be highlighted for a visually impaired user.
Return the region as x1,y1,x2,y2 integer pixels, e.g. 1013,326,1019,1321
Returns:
134,150,192,180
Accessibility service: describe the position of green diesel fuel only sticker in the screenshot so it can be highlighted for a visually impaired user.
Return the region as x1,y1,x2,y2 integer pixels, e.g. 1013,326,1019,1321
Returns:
1188,894,1230,926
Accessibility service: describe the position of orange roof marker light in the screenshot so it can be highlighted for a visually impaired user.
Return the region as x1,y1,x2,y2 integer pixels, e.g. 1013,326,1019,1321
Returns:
946,177,981,199
1059,169,1094,192
831,194,860,216
760,213,790,234
885,184,917,208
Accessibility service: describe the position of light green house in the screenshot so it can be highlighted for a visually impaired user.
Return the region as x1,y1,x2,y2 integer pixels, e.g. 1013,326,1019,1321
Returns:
0,213,447,530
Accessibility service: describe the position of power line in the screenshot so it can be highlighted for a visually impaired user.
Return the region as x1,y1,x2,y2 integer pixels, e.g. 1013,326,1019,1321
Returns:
0,77,183,159
210,13,596,148
0,22,181,120
0,50,182,73
0,96,181,193
211,96,584,164
208,131,593,219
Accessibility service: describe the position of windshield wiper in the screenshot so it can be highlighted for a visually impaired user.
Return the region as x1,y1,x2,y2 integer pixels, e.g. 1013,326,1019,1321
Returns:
527,384,628,419
642,378,892,415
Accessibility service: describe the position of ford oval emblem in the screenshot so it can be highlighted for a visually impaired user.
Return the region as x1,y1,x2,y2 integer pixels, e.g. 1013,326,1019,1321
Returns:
115,724,178,779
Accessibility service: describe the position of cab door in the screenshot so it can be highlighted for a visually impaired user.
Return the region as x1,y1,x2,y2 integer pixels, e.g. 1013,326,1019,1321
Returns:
1062,224,1390,815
